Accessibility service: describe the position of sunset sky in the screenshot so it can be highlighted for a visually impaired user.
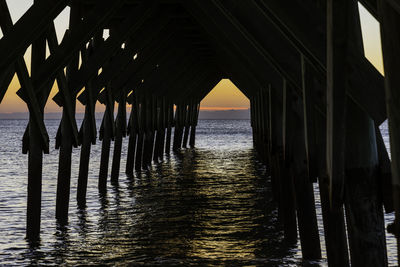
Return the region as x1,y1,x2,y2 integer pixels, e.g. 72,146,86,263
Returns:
0,1,384,114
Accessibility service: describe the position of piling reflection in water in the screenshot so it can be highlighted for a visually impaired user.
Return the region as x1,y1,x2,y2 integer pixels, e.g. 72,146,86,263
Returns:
0,119,315,265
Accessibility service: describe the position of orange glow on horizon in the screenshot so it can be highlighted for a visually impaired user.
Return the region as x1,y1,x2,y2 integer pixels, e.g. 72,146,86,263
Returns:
200,79,249,110
200,107,249,111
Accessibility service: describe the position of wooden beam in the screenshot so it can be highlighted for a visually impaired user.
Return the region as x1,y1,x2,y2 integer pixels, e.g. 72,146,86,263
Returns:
0,0,68,72
53,1,158,105
0,0,49,152
256,0,386,124
16,0,125,101
47,23,79,147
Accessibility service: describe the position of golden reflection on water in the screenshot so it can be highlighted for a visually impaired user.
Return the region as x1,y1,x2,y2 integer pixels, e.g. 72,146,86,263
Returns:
0,120,305,265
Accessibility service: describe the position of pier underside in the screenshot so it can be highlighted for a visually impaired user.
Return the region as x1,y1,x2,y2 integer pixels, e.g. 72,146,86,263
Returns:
1,0,400,265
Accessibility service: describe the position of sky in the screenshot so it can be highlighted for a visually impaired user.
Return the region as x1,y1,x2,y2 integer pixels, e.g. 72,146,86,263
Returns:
0,1,384,114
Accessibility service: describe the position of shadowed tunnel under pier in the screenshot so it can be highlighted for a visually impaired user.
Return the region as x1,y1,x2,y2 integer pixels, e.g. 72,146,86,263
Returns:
0,0,400,266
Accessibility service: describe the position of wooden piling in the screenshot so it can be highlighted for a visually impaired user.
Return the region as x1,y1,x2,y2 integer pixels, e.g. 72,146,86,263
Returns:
286,85,321,259
189,101,199,148
165,102,173,155
126,94,138,176
111,92,127,183
26,29,48,240
99,85,115,192
135,96,144,172
301,55,349,265
344,100,387,266
379,0,400,258
182,103,190,148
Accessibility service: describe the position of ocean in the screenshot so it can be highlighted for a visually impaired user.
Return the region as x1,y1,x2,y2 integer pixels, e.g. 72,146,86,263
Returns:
0,119,396,265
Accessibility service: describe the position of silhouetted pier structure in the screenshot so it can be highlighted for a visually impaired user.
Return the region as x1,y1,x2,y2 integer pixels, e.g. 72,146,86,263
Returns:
0,0,399,266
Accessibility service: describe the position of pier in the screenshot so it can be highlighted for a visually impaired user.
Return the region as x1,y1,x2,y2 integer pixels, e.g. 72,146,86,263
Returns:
0,0,399,265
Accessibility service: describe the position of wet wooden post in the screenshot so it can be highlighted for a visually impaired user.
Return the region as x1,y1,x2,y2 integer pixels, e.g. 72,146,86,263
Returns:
261,88,269,165
77,42,97,208
268,81,297,243
125,93,138,176
135,96,144,172
302,55,349,266
55,2,80,224
111,90,127,183
165,101,173,154
182,102,190,148
77,89,95,207
142,96,154,169
379,0,400,259
173,103,181,151
153,97,164,163
189,101,199,148
99,84,115,192
158,98,167,159
286,84,321,260
153,98,161,163
26,30,48,241
344,100,388,266
327,0,347,211
266,85,279,202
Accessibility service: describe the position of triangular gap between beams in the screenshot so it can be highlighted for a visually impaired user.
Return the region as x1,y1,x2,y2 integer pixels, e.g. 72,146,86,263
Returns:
200,79,250,111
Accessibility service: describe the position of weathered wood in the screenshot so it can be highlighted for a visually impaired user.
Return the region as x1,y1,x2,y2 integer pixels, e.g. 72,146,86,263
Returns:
0,0,68,72
344,100,388,266
278,81,297,243
378,0,400,258
52,1,157,105
286,84,321,260
0,0,49,152
111,92,127,183
77,43,97,208
16,0,125,102
55,2,80,225
126,95,138,176
301,55,318,182
182,104,190,148
326,0,348,209
26,22,47,241
255,0,387,124
98,86,115,192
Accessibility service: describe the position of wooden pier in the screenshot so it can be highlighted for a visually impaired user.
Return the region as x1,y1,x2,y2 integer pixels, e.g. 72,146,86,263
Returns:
0,0,399,265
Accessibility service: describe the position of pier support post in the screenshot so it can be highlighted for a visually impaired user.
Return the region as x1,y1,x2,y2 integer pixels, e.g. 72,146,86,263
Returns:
126,94,138,176
26,30,48,240
189,101,199,148
379,0,400,260
302,55,349,265
135,96,144,172
287,85,321,259
344,101,387,266
111,92,127,183
182,103,190,148
165,101,173,155
99,86,115,192
55,3,80,224
173,104,183,151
